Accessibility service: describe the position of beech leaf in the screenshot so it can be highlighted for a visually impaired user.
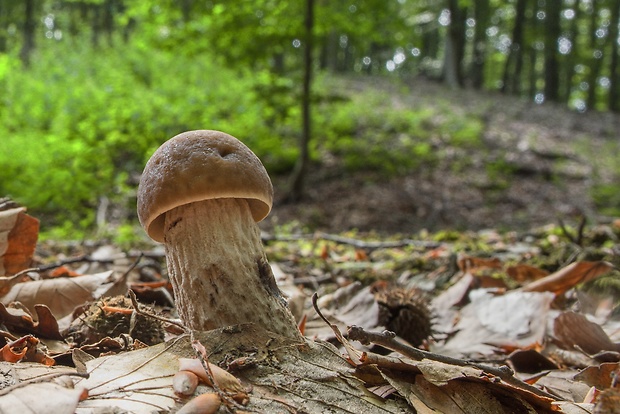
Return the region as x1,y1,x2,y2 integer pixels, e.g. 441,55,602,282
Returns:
0,270,125,319
522,261,614,296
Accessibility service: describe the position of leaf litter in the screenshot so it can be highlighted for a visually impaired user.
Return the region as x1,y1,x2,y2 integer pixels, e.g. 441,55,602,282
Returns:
0,200,618,412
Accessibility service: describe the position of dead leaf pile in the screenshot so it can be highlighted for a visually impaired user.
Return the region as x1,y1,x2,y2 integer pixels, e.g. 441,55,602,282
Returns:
0,200,618,413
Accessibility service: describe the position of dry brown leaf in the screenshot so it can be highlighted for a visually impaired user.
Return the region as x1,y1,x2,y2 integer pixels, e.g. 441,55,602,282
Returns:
0,207,39,276
457,255,503,274
553,311,620,355
574,362,619,390
508,349,558,374
435,290,555,358
507,264,549,284
0,382,83,413
2,211,39,276
0,303,63,340
0,361,86,413
532,370,593,403
75,339,179,413
0,270,125,319
384,372,545,413
522,261,614,296
594,388,620,413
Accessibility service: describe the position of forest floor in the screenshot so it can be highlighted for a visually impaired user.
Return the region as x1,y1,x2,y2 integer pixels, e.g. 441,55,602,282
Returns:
266,77,620,235
6,77,620,413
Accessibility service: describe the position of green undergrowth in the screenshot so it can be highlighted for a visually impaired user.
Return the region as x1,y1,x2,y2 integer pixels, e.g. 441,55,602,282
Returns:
0,39,487,236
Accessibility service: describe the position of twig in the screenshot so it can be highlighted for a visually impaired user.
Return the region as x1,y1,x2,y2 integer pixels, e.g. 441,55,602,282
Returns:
37,250,165,272
558,214,587,247
190,337,255,412
37,255,113,271
122,253,143,279
0,268,38,281
128,290,187,333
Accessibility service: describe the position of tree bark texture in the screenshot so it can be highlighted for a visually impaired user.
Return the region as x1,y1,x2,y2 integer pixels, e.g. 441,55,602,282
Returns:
543,1,562,102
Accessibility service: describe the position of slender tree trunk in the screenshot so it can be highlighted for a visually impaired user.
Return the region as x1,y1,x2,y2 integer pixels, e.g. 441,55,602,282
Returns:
19,0,36,67
502,0,527,94
563,0,581,104
91,3,101,48
320,30,339,72
527,0,542,99
470,0,490,89
103,0,115,46
288,0,314,201
586,1,602,110
443,0,467,87
543,1,562,102
608,0,620,111
0,0,7,53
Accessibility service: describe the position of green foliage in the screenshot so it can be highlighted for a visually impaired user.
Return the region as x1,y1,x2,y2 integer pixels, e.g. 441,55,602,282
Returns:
0,39,296,230
316,86,483,175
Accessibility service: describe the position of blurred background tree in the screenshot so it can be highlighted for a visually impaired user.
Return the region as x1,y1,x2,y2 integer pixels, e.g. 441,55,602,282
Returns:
0,0,619,236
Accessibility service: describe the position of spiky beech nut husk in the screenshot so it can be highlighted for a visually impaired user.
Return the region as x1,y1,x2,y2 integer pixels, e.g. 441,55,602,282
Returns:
373,285,433,347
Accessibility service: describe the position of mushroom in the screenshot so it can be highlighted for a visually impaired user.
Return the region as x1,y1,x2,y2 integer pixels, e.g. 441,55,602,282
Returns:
137,130,301,340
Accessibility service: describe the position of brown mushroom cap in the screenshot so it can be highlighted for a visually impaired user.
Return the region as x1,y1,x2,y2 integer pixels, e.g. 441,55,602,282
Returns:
137,130,274,242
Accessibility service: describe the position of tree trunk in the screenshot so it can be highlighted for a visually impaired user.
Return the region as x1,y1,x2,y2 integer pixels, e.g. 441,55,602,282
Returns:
288,0,314,201
19,0,36,67
586,1,602,110
91,3,101,48
443,0,467,87
501,0,527,94
470,0,490,89
320,30,339,72
103,0,115,46
543,1,562,102
608,0,620,111
0,0,7,53
563,0,581,105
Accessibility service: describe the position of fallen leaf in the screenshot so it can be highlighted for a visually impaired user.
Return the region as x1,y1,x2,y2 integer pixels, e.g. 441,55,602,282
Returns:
0,207,39,276
522,261,614,296
593,388,620,413
457,255,502,274
0,303,63,340
508,349,558,374
553,312,620,355
434,289,555,358
0,270,125,319
574,362,619,390
0,382,83,414
507,264,549,284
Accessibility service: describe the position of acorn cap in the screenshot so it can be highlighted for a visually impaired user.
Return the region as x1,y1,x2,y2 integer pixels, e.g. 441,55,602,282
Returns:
137,130,273,242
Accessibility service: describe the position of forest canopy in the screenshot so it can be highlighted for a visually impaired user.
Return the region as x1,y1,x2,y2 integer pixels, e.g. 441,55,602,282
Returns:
0,0,619,235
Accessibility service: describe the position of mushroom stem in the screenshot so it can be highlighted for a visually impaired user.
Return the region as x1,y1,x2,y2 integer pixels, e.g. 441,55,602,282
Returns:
163,198,302,340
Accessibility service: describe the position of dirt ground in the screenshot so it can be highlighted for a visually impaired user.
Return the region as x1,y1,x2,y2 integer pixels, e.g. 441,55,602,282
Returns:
264,79,620,235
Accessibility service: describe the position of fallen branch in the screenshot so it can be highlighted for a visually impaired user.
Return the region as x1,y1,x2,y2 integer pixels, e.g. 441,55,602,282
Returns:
311,292,557,401
346,325,558,400
261,231,441,250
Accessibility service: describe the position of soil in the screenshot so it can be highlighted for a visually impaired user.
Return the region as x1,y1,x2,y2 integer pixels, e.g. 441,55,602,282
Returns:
264,77,620,235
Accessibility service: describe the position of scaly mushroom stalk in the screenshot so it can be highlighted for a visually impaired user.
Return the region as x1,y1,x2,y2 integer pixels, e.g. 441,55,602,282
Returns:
164,198,298,337
137,130,302,340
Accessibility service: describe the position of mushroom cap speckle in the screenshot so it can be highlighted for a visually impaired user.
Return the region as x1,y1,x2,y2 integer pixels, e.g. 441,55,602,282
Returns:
137,130,274,242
